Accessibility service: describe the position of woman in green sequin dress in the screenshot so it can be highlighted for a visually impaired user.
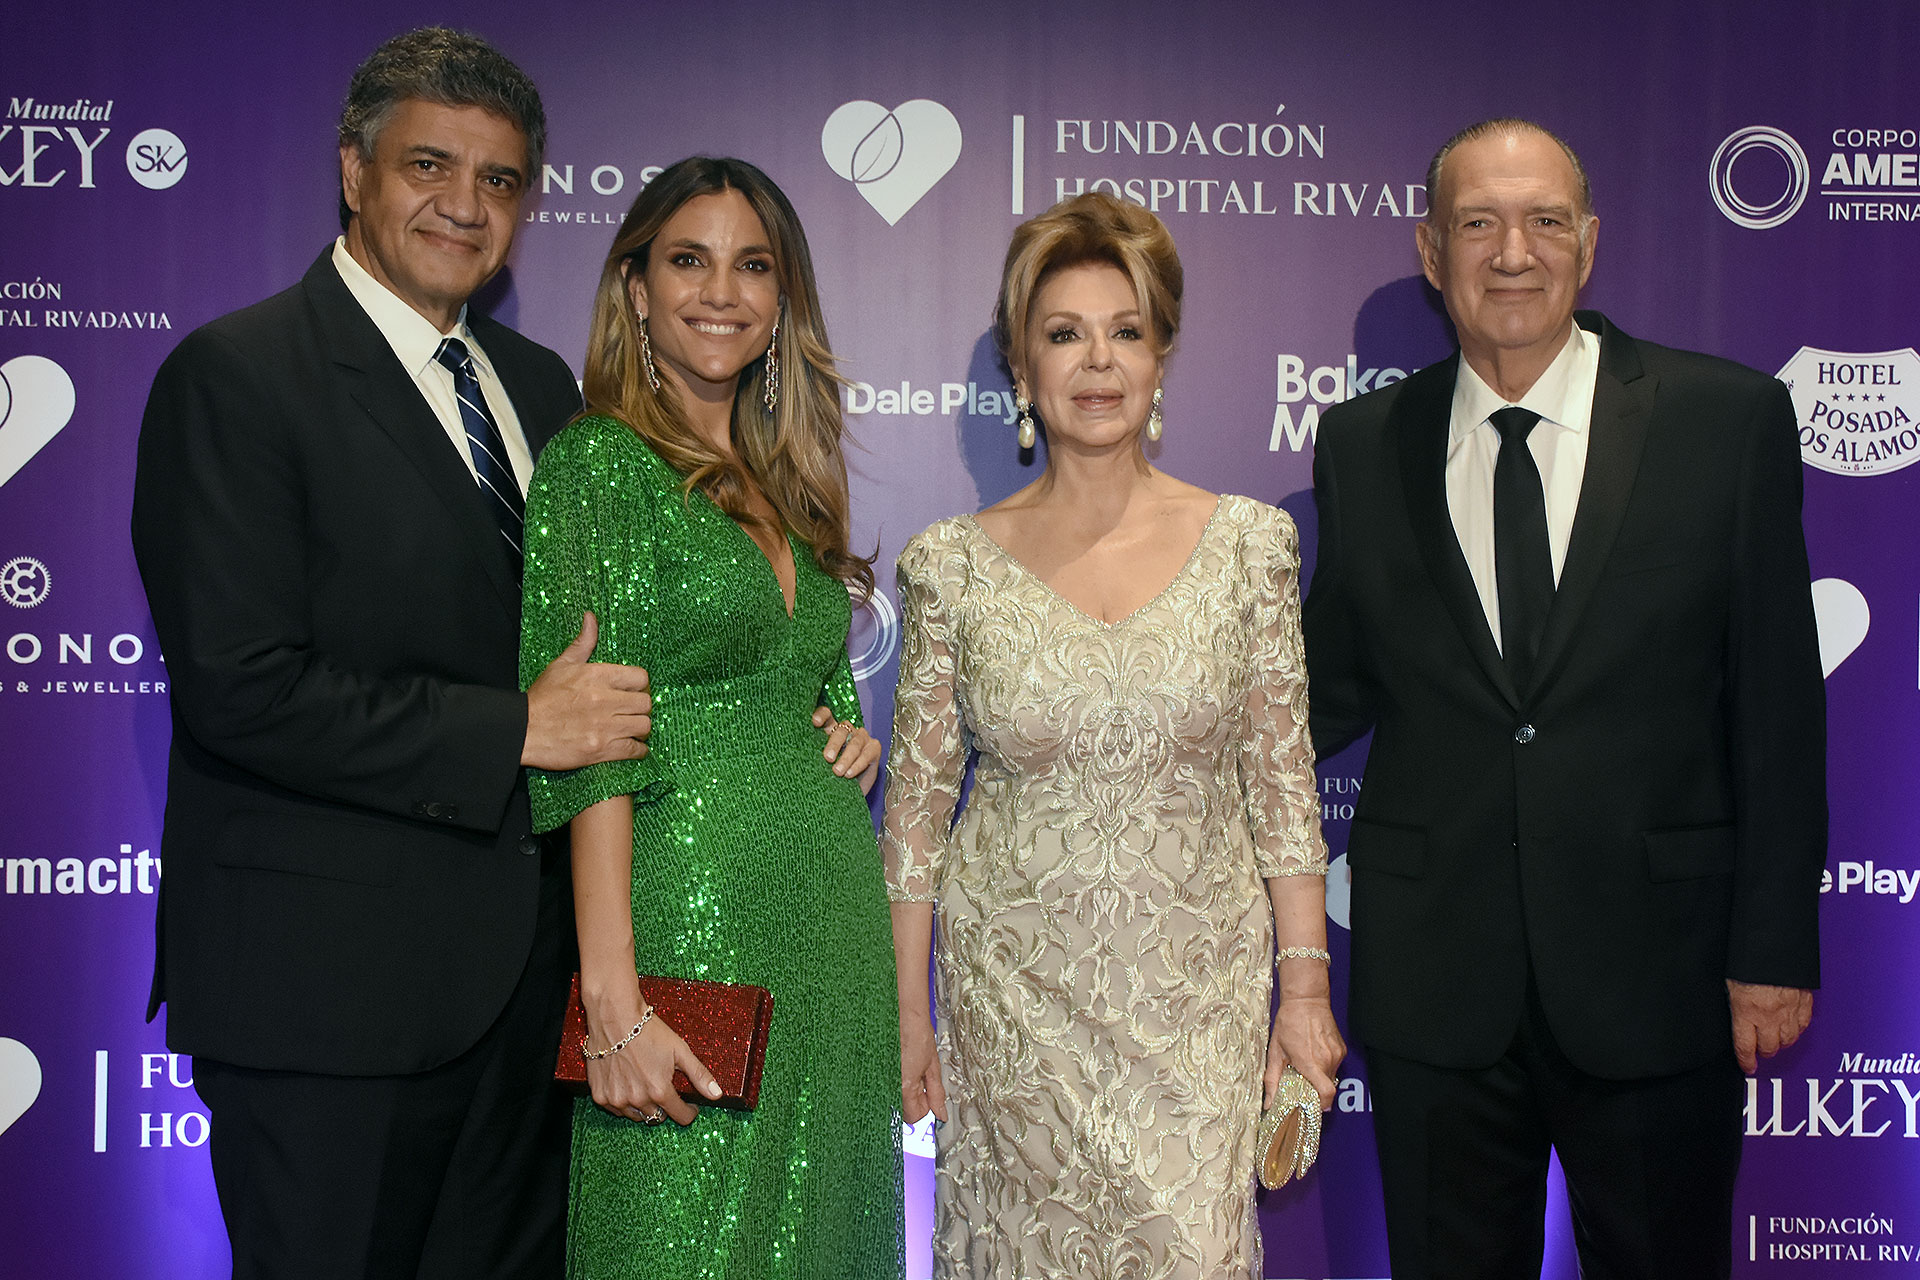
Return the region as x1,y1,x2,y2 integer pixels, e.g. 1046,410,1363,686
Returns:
519,157,903,1280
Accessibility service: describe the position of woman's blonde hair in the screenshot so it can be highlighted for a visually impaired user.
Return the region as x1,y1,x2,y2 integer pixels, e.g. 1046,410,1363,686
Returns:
991,191,1184,377
582,156,872,595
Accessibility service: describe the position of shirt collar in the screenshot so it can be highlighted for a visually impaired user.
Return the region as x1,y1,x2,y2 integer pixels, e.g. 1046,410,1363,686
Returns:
1450,321,1597,442
330,237,483,380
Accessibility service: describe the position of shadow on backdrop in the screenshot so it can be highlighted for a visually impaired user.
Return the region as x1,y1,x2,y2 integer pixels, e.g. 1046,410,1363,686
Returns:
473,264,521,333
955,330,1039,509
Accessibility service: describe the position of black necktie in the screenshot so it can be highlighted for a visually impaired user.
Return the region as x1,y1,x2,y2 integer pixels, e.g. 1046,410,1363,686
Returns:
434,337,524,568
1490,406,1553,691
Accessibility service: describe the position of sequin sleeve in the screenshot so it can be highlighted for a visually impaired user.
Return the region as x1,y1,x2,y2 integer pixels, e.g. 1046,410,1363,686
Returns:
1240,505,1329,877
519,419,672,834
821,642,864,729
879,528,966,903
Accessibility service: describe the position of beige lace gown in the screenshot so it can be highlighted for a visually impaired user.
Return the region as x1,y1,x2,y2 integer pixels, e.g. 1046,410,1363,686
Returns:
881,495,1328,1279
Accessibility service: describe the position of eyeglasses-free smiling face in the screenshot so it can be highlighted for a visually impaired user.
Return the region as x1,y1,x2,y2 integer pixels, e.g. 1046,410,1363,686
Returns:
1416,128,1597,382
339,98,530,332
1018,261,1163,452
626,188,780,406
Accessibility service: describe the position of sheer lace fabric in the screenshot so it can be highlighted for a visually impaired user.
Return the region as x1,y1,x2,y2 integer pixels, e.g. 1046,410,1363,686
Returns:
882,495,1327,1279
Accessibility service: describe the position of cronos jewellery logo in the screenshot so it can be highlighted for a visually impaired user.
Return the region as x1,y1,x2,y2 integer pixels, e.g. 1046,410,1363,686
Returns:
0,1038,43,1140
847,584,899,681
821,100,961,225
1,555,49,608
1779,346,1920,476
124,127,188,190
0,354,76,489
1709,126,1810,229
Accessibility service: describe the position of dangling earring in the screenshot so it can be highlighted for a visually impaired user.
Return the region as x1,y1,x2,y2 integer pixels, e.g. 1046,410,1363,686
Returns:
1016,395,1036,449
1146,387,1163,442
763,315,780,414
637,311,661,393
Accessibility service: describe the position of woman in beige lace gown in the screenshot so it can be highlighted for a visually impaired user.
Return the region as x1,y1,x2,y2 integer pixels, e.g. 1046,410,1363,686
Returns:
881,193,1346,1279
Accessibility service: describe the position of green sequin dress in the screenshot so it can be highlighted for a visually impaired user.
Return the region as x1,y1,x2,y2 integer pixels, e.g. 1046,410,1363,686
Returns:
520,416,904,1280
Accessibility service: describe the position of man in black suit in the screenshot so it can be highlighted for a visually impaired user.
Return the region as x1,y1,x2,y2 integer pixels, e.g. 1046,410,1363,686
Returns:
132,29,652,1279
1303,119,1826,1278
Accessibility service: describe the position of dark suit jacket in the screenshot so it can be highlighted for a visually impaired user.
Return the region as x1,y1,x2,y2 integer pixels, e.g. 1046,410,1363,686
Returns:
1302,311,1826,1080
132,250,580,1076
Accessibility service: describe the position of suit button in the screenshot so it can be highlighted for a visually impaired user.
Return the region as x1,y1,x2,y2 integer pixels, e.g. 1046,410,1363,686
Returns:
1514,724,1536,744
518,837,539,857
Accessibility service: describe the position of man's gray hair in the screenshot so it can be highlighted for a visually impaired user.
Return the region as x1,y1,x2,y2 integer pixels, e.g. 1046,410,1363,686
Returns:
336,27,546,229
1425,118,1594,225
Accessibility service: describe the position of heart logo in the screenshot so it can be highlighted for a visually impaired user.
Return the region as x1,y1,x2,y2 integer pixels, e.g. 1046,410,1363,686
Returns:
1324,853,1352,932
0,1038,43,1138
821,100,962,226
1811,577,1869,678
0,355,78,490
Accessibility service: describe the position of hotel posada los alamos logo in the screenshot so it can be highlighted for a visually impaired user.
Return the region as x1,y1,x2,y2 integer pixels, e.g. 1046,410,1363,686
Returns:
1778,346,1920,476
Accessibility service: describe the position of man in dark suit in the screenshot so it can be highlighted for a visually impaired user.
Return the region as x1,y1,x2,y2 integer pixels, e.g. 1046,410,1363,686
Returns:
1303,119,1826,1278
131,29,652,1279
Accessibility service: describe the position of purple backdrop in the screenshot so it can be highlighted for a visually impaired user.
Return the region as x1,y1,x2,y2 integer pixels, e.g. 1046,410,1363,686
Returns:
3,2,1917,1275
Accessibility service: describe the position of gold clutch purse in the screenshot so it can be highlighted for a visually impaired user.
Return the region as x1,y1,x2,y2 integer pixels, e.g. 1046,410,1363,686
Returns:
1257,1066,1323,1190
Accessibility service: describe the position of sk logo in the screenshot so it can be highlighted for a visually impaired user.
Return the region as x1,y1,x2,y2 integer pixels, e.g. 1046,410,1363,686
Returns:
125,127,189,190
0,355,77,490
821,100,961,225
0,1039,42,1139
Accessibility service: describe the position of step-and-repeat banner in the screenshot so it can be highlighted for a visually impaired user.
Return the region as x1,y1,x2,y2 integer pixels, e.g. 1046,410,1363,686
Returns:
3,2,1916,1275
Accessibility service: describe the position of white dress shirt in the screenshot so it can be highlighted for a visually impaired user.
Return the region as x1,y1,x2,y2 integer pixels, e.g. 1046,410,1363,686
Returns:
331,237,533,495
1444,321,1601,653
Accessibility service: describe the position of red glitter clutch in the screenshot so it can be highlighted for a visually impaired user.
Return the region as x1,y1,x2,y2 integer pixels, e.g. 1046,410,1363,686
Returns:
554,972,773,1110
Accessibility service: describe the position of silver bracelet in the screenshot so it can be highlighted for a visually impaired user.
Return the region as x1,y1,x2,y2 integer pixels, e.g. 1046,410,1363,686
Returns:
582,1006,654,1061
1274,946,1331,967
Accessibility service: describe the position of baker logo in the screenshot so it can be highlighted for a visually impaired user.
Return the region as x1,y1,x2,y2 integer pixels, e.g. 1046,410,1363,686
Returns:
125,127,187,190
1,556,49,609
0,354,76,489
1778,346,1920,476
1709,126,1810,229
821,100,961,225
847,583,900,682
0,1038,42,1139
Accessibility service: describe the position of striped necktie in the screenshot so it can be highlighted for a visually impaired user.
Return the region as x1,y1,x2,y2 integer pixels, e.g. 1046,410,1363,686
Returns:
433,337,524,568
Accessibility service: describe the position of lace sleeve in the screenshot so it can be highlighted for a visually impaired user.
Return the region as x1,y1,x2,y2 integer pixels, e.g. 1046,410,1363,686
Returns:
879,530,967,902
1240,506,1329,878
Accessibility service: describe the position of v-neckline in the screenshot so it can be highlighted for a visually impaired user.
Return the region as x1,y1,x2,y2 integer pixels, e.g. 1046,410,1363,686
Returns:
961,497,1224,629
740,521,798,620
695,488,798,620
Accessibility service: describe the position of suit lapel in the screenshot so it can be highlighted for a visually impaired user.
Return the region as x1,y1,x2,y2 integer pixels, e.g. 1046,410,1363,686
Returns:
1531,315,1656,691
1394,355,1520,709
301,255,522,614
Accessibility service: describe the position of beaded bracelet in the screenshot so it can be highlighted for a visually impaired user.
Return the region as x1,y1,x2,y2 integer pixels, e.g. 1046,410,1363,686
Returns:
582,1007,654,1061
1274,946,1332,966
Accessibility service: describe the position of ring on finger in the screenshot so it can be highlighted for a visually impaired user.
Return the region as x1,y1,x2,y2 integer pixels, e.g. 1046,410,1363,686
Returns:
641,1110,666,1125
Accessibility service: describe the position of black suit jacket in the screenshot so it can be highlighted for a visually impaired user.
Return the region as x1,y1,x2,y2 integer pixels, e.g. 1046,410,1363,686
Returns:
1303,312,1826,1080
132,250,580,1076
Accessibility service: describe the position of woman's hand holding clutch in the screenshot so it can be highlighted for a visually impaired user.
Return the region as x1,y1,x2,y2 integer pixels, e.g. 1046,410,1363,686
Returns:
1266,993,1345,1111
1258,994,1346,1190
585,995,723,1127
